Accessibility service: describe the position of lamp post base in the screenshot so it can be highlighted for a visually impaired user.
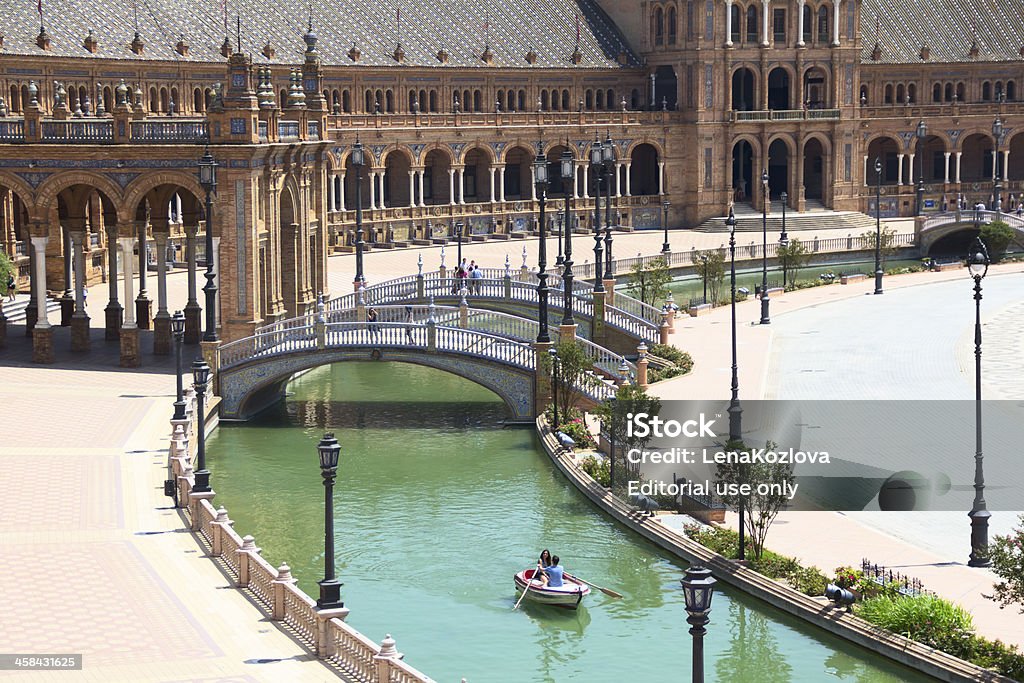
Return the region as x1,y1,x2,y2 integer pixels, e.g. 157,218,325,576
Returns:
874,270,884,295
317,578,345,610
759,296,771,325
968,509,992,567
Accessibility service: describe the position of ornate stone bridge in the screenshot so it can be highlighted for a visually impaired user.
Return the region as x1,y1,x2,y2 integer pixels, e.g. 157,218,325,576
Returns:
216,302,641,422
919,210,1024,253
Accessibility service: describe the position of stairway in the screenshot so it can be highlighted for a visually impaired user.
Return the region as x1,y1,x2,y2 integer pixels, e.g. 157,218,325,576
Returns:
1,295,62,324
696,203,878,234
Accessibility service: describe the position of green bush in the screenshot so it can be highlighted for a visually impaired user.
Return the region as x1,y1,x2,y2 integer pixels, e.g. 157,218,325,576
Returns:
833,566,862,590
749,551,801,578
578,455,610,487
789,565,829,596
682,523,741,558
980,221,1015,262
856,595,975,659
968,637,1024,679
556,416,596,449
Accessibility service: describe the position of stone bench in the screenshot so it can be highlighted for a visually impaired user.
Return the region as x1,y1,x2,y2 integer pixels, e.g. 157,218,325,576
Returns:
840,273,867,284
688,303,713,317
509,232,527,239
934,262,961,272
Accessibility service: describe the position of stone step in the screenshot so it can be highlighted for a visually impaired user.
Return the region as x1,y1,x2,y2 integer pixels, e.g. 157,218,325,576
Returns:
2,296,63,324
695,209,879,235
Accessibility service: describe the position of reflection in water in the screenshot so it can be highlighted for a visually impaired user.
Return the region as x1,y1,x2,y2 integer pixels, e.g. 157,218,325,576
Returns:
208,363,933,683
715,601,793,683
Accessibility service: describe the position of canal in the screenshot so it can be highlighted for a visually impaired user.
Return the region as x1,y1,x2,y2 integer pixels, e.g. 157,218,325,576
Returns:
207,363,933,682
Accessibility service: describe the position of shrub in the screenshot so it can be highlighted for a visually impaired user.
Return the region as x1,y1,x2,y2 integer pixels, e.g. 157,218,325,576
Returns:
750,551,801,579
980,221,1015,262
556,415,596,449
987,513,1024,614
789,565,829,597
578,455,610,487
968,637,1024,679
833,566,862,590
856,595,975,658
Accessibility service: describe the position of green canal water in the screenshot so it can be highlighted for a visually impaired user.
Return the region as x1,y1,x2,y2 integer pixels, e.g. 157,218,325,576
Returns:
207,363,932,683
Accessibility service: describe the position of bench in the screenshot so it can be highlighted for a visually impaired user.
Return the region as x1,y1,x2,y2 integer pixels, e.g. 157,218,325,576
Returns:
934,262,961,272
688,303,713,317
839,273,867,284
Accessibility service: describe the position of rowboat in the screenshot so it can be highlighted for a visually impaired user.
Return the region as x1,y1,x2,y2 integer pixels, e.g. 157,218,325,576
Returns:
513,568,590,609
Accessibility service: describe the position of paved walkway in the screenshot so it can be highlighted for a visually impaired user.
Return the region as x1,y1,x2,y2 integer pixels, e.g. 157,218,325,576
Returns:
649,260,1024,648
0,335,349,681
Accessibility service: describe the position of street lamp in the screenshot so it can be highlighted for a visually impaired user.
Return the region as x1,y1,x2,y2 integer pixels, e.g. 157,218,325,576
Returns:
171,311,186,421
191,359,212,493
759,168,771,325
874,157,884,295
661,199,671,254
607,394,617,490
915,119,927,216
590,137,605,292
555,209,564,267
316,432,345,609
992,117,1004,214
779,191,789,289
455,220,465,271
560,148,576,326
548,346,559,429
351,138,367,287
967,238,991,567
681,565,717,683
700,254,709,304
197,147,218,342
726,208,745,562
534,144,551,344
603,132,616,281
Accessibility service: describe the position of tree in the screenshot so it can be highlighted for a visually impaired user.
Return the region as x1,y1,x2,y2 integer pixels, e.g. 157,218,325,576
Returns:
980,220,1016,262
540,339,599,419
0,250,13,297
714,440,795,559
626,256,671,308
858,227,899,266
986,513,1024,614
593,384,662,491
691,250,724,305
777,239,810,289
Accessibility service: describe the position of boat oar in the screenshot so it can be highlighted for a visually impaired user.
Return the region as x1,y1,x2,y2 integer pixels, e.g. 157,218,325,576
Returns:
513,568,539,610
565,573,623,599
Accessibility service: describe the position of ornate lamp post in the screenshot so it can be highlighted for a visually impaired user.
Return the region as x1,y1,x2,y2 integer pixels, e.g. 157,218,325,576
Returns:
560,148,576,326
197,147,218,342
726,208,745,561
992,117,1004,215
455,221,465,270
316,432,345,609
967,238,991,567
351,139,367,287
555,209,564,267
590,137,605,292
171,311,186,421
700,254,709,304
681,565,717,683
548,346,559,429
603,132,616,280
191,359,212,493
759,169,771,324
779,191,789,290
534,145,551,344
915,119,927,216
874,157,884,295
661,199,671,254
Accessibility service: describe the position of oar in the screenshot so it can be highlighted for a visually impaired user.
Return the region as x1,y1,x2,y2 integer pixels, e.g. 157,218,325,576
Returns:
565,572,623,599
513,568,539,610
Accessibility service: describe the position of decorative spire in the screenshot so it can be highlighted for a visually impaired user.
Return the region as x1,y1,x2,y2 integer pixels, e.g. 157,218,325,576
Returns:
83,29,97,53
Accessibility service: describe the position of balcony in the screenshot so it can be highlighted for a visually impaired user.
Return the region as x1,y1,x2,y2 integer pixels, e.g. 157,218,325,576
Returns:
731,109,840,123
130,118,208,143
41,119,113,143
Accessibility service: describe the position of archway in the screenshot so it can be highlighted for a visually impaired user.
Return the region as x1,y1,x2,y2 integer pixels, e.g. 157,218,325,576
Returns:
279,187,299,318
463,147,493,202
383,150,412,208
731,140,755,203
344,154,372,210
767,68,790,110
1008,133,1024,181
916,135,946,183
866,137,901,184
423,149,453,205
654,65,678,110
504,146,534,200
767,139,789,199
731,68,756,111
959,133,993,182
544,144,572,198
803,66,829,108
629,144,660,196
802,138,825,200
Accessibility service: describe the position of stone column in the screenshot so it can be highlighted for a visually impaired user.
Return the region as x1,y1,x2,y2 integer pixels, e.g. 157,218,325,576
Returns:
104,225,122,340
658,161,666,194
955,152,962,183
896,154,905,185
1002,150,1009,180
615,164,623,197
530,166,538,201
725,0,734,47
581,164,589,197
183,224,201,343
863,156,869,186
488,167,496,202
625,163,632,195
796,0,806,46
408,170,416,207
832,0,842,46
448,169,456,205
152,231,171,355
327,174,335,212
907,154,915,189
368,171,377,210
761,0,770,46
212,235,222,331
338,172,347,211
60,229,74,326
418,170,426,207
378,172,387,210
136,221,151,330
119,236,140,367
498,167,506,202
70,231,90,352
31,235,54,363
943,152,951,184
457,168,466,204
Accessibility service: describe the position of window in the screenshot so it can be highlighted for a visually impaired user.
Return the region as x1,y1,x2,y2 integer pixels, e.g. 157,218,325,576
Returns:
896,83,904,103
773,9,786,44
655,7,664,45
802,5,812,43
907,84,916,103
1008,81,1016,101
667,6,677,44
586,90,593,109
884,84,893,104
464,166,477,198
730,4,741,43
982,81,991,101
746,5,759,43
932,83,941,103
944,83,953,102
817,6,829,44
505,164,522,197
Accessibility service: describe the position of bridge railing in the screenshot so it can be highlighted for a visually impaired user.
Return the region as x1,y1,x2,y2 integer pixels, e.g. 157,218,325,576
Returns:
607,293,664,326
577,337,636,381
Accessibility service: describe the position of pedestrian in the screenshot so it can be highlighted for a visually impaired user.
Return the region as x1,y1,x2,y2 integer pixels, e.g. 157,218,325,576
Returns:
367,306,379,338
1017,204,1022,219
470,264,484,294
404,305,415,344
6,273,14,302
83,285,88,308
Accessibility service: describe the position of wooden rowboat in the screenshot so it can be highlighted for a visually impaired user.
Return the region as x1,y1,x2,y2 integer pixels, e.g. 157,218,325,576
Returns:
513,568,590,609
